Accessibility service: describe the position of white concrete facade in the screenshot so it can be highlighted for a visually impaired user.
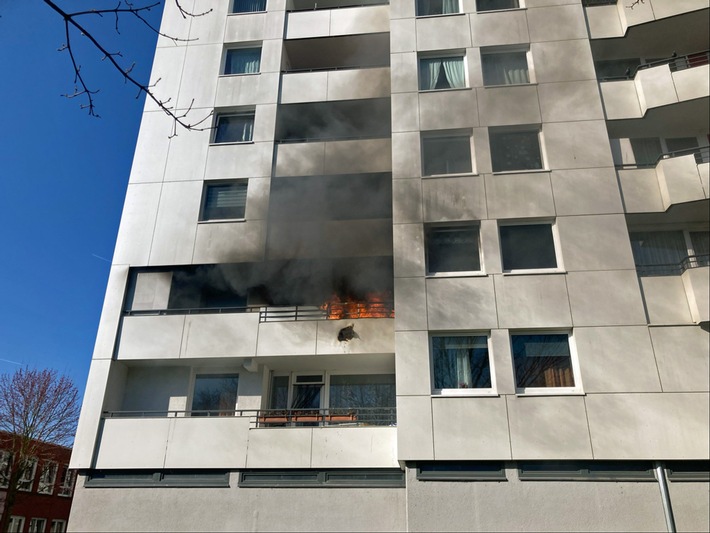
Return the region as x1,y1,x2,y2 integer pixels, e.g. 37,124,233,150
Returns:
69,1,710,531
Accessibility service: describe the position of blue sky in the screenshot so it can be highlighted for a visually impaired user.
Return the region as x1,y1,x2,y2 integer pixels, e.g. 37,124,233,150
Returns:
0,2,165,392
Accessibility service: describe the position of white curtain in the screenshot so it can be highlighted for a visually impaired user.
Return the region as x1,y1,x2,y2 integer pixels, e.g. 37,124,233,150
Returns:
442,57,466,88
630,231,687,266
226,48,261,75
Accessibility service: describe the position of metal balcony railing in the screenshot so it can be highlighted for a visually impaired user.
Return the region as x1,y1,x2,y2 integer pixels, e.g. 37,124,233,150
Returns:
124,305,261,317
275,133,391,144
600,50,710,81
282,63,390,74
582,0,617,6
259,301,395,322
615,145,710,169
636,254,710,277
287,0,389,12
102,407,397,427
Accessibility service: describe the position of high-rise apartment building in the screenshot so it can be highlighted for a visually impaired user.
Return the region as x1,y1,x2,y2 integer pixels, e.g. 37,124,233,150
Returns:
68,0,709,531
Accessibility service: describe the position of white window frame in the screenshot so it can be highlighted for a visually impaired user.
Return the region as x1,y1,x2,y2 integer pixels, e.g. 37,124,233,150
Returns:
0,450,12,488
199,179,248,223
425,223,485,277
28,518,47,533
37,460,58,495
18,457,37,492
421,129,476,177
415,0,463,17
58,466,76,497
188,369,241,416
418,52,469,92
476,0,523,12
510,330,583,396
430,333,498,396
211,110,256,145
8,516,25,533
499,219,564,274
50,520,67,533
221,44,263,77
489,124,547,174
480,45,534,86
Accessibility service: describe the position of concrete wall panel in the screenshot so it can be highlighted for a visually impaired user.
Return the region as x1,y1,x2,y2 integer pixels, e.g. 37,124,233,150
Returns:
551,168,624,215
469,10,529,47
394,331,432,396
256,321,318,356
494,274,572,329
95,418,172,468
567,270,647,327
192,220,266,264
117,315,186,360
650,325,710,392
557,214,635,272
182,313,260,358
165,417,251,468
394,277,428,331
396,396,434,459
485,173,554,219
477,85,541,127
426,277,498,330
311,427,398,467
422,176,487,222
640,276,694,324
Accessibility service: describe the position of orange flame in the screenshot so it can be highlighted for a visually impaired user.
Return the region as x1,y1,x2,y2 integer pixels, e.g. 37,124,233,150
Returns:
320,292,394,320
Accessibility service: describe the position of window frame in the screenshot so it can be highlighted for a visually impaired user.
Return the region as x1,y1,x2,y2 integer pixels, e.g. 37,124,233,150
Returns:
28,518,47,533
58,466,76,497
480,45,533,87
418,52,469,92
8,517,25,533
211,111,256,145
18,457,38,492
510,330,583,396
489,125,546,174
425,223,484,277
50,520,67,533
37,460,58,495
421,130,475,177
416,461,507,481
188,370,241,416
0,450,12,489
230,0,267,14
238,468,405,488
629,226,709,276
415,0,463,17
221,45,262,76
199,179,248,222
499,219,563,274
476,0,522,12
430,333,497,396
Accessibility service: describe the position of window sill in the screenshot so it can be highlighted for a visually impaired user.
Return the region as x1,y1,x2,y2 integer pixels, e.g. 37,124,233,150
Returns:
483,82,536,89
477,8,526,14
501,268,565,276
422,172,479,179
426,271,487,279
209,140,255,146
219,72,261,78
198,218,247,224
419,87,472,93
228,11,266,16
515,388,584,397
433,390,498,397
415,13,465,19
491,168,548,175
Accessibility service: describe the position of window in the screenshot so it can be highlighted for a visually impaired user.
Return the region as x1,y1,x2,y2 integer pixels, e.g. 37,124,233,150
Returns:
7,517,24,533
417,462,506,481
419,55,466,90
426,225,481,274
511,333,577,390
421,133,473,176
231,0,266,13
28,518,47,533
223,47,261,75
85,470,230,488
239,469,405,488
191,374,239,416
38,461,58,494
0,450,12,488
58,466,75,496
431,335,493,392
665,461,710,482
630,230,710,276
200,181,247,221
417,0,461,16
500,223,558,271
50,520,67,533
481,48,530,86
213,113,254,144
518,461,655,481
18,457,37,491
489,126,543,172
477,0,520,11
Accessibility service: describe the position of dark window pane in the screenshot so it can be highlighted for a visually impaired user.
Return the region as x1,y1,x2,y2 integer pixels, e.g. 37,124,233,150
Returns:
422,136,472,175
477,0,519,12
511,334,574,388
419,57,466,90
224,48,261,75
629,231,687,275
202,182,247,220
490,130,542,172
232,0,266,13
690,232,709,266
270,375,289,409
630,138,663,166
426,226,480,273
482,52,529,85
214,114,254,143
417,0,460,16
500,224,557,270
191,374,239,415
432,336,491,389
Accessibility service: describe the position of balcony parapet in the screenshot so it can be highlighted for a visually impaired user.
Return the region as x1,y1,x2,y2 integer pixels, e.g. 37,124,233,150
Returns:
274,137,392,176
618,149,709,212
600,52,710,120
585,0,709,39
280,66,391,104
285,3,389,39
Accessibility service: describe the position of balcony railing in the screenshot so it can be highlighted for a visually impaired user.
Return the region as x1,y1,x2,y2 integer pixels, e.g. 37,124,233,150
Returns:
124,305,261,317
600,50,710,81
282,64,390,74
287,0,389,11
615,146,710,169
275,133,391,144
102,407,397,427
259,301,395,322
636,254,710,277
582,0,617,6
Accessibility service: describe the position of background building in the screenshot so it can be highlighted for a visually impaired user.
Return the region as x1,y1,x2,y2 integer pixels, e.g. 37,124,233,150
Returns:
1,433,74,533
68,0,709,531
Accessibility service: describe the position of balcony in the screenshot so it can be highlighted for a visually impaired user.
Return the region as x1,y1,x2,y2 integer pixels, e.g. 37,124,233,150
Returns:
281,67,390,104
285,3,389,39
617,146,709,212
600,51,710,120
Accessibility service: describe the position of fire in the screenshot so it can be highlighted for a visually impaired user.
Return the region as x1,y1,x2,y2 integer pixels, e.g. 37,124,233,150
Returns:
320,292,395,320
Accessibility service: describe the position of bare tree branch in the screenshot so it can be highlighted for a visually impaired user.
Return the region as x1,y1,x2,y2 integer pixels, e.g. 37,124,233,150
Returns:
626,0,645,9
43,0,214,136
